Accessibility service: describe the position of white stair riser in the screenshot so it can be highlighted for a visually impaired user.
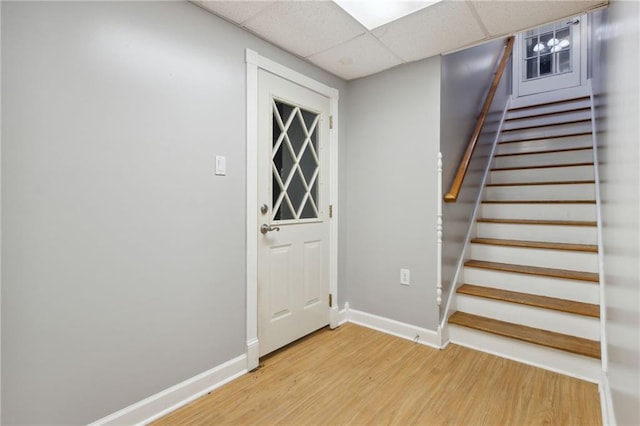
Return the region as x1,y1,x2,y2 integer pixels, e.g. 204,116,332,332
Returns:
502,110,592,131
456,295,600,340
482,203,596,221
489,165,594,184
470,244,598,273
448,325,601,383
506,102,591,120
485,183,595,201
493,149,593,168
509,86,590,109
496,135,592,155
463,267,599,304
477,222,597,245
500,122,592,143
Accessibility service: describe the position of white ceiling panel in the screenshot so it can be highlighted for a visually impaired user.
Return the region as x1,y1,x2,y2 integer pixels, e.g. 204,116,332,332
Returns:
190,0,609,80
472,0,606,37
373,0,487,62
241,1,366,58
193,1,278,25
307,33,403,80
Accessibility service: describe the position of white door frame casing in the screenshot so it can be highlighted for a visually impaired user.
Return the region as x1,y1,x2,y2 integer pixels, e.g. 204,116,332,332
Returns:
245,49,339,371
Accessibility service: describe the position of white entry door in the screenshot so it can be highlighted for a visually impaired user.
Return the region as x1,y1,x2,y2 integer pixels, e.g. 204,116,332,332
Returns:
257,69,331,357
515,17,584,97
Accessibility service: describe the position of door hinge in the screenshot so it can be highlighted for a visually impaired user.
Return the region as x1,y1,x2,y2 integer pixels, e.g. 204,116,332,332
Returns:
329,205,333,218
329,115,334,129
329,293,333,307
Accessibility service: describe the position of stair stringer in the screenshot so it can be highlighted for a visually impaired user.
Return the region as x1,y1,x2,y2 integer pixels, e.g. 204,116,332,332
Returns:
588,80,608,371
439,97,512,333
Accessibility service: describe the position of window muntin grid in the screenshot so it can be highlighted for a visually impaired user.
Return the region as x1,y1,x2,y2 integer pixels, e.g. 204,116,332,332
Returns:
523,21,572,81
271,99,321,222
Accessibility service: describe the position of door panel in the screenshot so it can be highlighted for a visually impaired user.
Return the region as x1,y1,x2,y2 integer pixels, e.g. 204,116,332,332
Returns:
258,70,330,357
515,17,583,97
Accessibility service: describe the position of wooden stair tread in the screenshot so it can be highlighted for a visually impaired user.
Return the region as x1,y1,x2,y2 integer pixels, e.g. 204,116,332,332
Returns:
471,238,597,253
505,106,591,122
448,312,601,359
501,119,591,133
486,180,595,187
477,218,596,227
483,200,595,204
464,260,599,282
500,132,592,144
508,96,590,112
492,162,593,171
494,146,592,157
457,284,600,318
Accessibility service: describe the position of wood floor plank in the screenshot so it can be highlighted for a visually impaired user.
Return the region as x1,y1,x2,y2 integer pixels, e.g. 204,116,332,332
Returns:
449,312,601,359
457,284,600,317
471,237,598,252
464,259,600,282
152,324,601,425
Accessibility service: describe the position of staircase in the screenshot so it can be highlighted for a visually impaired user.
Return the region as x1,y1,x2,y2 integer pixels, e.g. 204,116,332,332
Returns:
447,88,602,382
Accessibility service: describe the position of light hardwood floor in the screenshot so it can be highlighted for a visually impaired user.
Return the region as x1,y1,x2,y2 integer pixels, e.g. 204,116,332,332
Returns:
153,323,601,425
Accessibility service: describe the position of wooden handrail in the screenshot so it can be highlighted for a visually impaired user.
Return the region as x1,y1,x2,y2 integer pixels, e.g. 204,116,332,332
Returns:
444,36,515,203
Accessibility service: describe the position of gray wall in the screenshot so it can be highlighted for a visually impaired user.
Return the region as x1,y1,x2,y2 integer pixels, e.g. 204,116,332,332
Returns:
0,1,347,424
439,39,511,318
344,57,441,330
590,3,640,425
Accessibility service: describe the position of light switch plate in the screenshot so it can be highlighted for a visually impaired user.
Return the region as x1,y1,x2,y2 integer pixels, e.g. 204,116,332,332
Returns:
400,268,410,286
215,155,226,176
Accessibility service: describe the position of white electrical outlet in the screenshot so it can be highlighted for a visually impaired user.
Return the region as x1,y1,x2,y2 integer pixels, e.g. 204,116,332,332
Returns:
400,268,410,286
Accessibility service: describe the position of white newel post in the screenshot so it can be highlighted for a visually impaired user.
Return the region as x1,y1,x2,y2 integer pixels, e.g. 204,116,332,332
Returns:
437,152,443,308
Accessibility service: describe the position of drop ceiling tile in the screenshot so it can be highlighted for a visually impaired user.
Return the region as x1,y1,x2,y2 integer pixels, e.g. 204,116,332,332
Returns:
372,0,487,62
307,33,403,80
242,1,366,58
471,0,606,37
192,1,278,25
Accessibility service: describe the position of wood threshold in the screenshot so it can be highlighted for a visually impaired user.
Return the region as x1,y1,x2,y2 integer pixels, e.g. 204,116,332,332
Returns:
464,260,599,282
482,200,595,204
448,312,601,359
505,106,591,122
501,119,591,133
491,162,593,171
457,284,600,318
470,237,597,253
508,96,591,112
500,132,592,144
486,180,595,187
477,218,596,227
494,146,592,157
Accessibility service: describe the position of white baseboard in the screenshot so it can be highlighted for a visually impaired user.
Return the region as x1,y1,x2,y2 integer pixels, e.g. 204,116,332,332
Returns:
246,338,259,371
89,354,247,426
346,307,442,349
338,302,350,325
599,371,616,426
